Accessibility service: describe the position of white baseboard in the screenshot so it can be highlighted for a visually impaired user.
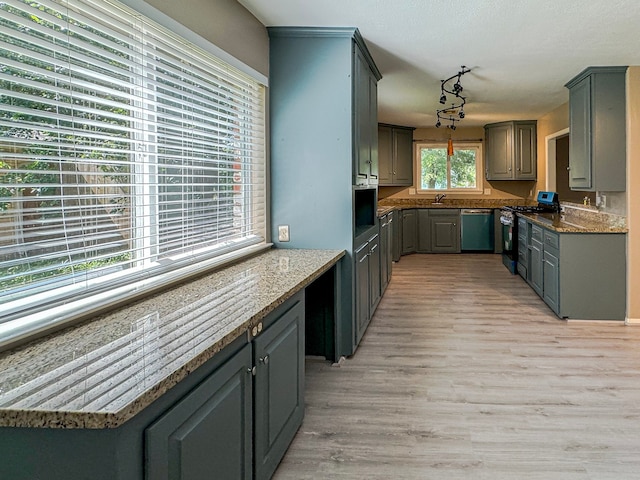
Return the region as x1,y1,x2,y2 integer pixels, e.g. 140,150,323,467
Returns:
625,317,640,325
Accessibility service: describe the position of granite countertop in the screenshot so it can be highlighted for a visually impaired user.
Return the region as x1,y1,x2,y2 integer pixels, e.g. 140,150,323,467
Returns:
0,248,344,429
378,198,527,210
520,212,628,233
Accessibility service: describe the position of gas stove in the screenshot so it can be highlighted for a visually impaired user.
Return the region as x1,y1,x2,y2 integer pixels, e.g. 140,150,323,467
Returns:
502,191,560,215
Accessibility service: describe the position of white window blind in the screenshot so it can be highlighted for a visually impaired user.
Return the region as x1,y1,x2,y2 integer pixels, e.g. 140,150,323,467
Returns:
0,0,266,344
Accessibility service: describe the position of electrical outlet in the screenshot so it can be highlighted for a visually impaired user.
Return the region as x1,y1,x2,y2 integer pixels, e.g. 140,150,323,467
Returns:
278,225,290,242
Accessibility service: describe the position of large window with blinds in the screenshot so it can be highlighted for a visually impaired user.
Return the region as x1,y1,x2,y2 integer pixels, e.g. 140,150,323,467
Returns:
0,0,266,345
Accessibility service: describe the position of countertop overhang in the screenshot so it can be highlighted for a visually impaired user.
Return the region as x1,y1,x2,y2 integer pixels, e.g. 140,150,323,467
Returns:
0,248,344,429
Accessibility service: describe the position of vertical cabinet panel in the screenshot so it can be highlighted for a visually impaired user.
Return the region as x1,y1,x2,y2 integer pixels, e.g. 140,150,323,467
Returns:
380,214,389,293
368,234,381,314
543,249,560,314
378,127,393,184
394,128,414,185
354,46,379,185
565,66,627,192
355,243,370,345
253,299,305,480
528,238,543,296
378,124,415,186
401,209,417,254
417,209,431,252
485,122,513,180
515,123,537,179
568,75,592,189
146,344,253,480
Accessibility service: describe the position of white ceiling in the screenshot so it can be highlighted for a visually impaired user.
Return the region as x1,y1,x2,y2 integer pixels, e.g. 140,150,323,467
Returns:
238,0,640,128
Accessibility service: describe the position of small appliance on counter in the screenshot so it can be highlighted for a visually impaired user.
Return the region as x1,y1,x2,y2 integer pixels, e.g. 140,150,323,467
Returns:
499,191,560,274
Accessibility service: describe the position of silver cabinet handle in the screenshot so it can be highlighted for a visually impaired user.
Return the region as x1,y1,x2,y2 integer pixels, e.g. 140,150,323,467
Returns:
247,366,257,376
259,355,269,365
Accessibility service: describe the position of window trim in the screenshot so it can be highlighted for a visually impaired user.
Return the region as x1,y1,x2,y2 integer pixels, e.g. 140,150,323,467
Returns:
415,141,484,194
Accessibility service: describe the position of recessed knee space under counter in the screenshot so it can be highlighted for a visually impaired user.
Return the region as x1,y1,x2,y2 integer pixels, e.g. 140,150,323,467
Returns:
0,248,344,480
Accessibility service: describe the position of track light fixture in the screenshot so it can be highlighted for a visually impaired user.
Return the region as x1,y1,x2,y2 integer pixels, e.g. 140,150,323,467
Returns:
435,65,470,129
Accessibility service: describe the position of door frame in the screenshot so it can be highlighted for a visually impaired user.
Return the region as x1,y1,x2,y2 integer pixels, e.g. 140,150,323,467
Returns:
544,127,570,191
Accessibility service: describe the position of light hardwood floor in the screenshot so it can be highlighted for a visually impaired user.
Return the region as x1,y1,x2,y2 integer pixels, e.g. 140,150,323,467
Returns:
274,254,640,480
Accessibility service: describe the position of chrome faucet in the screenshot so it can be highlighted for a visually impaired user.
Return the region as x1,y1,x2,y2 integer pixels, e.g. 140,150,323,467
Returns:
434,193,446,203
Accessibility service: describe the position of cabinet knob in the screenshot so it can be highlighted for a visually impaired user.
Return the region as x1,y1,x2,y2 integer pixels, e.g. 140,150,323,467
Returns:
247,366,257,376
567,166,571,171
259,355,270,365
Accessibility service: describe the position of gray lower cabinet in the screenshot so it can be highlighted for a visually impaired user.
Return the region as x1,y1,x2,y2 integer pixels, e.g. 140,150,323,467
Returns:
399,209,461,254
355,234,381,346
542,246,560,314
253,299,305,480
402,209,417,254
518,216,625,320
355,242,370,345
417,209,431,252
528,225,544,296
146,294,305,480
380,213,393,293
517,216,528,279
146,344,253,480
429,210,461,253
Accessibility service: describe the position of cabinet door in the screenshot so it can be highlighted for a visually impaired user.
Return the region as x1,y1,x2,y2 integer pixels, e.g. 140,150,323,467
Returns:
401,209,417,254
528,238,543,297
393,128,414,185
368,75,378,183
393,210,402,261
485,123,513,180
355,243,370,344
368,234,381,313
543,249,560,314
378,126,393,184
568,75,592,189
354,46,376,185
253,298,305,480
380,216,389,293
385,212,394,283
417,209,430,252
515,123,537,180
430,216,460,253
146,344,253,480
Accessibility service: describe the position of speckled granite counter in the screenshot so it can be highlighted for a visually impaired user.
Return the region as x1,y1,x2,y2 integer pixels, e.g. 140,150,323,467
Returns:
0,248,344,429
521,212,628,233
378,198,528,209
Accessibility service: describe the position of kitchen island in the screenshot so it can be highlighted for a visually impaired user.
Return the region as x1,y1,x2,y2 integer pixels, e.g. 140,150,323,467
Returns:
0,248,344,480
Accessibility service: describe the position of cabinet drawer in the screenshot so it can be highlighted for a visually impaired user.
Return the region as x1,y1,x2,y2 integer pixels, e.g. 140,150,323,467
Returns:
544,230,560,250
429,208,460,216
517,217,527,230
531,224,543,242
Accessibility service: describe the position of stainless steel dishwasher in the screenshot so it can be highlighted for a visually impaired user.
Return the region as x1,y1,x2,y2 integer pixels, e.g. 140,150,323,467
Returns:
460,209,495,251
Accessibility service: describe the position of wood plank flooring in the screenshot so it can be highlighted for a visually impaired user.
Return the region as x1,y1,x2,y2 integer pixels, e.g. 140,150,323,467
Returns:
273,254,640,480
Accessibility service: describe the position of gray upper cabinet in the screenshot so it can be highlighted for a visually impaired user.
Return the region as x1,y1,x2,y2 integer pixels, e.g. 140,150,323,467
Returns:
268,27,381,357
485,121,537,181
378,124,415,186
355,47,380,186
565,66,627,191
